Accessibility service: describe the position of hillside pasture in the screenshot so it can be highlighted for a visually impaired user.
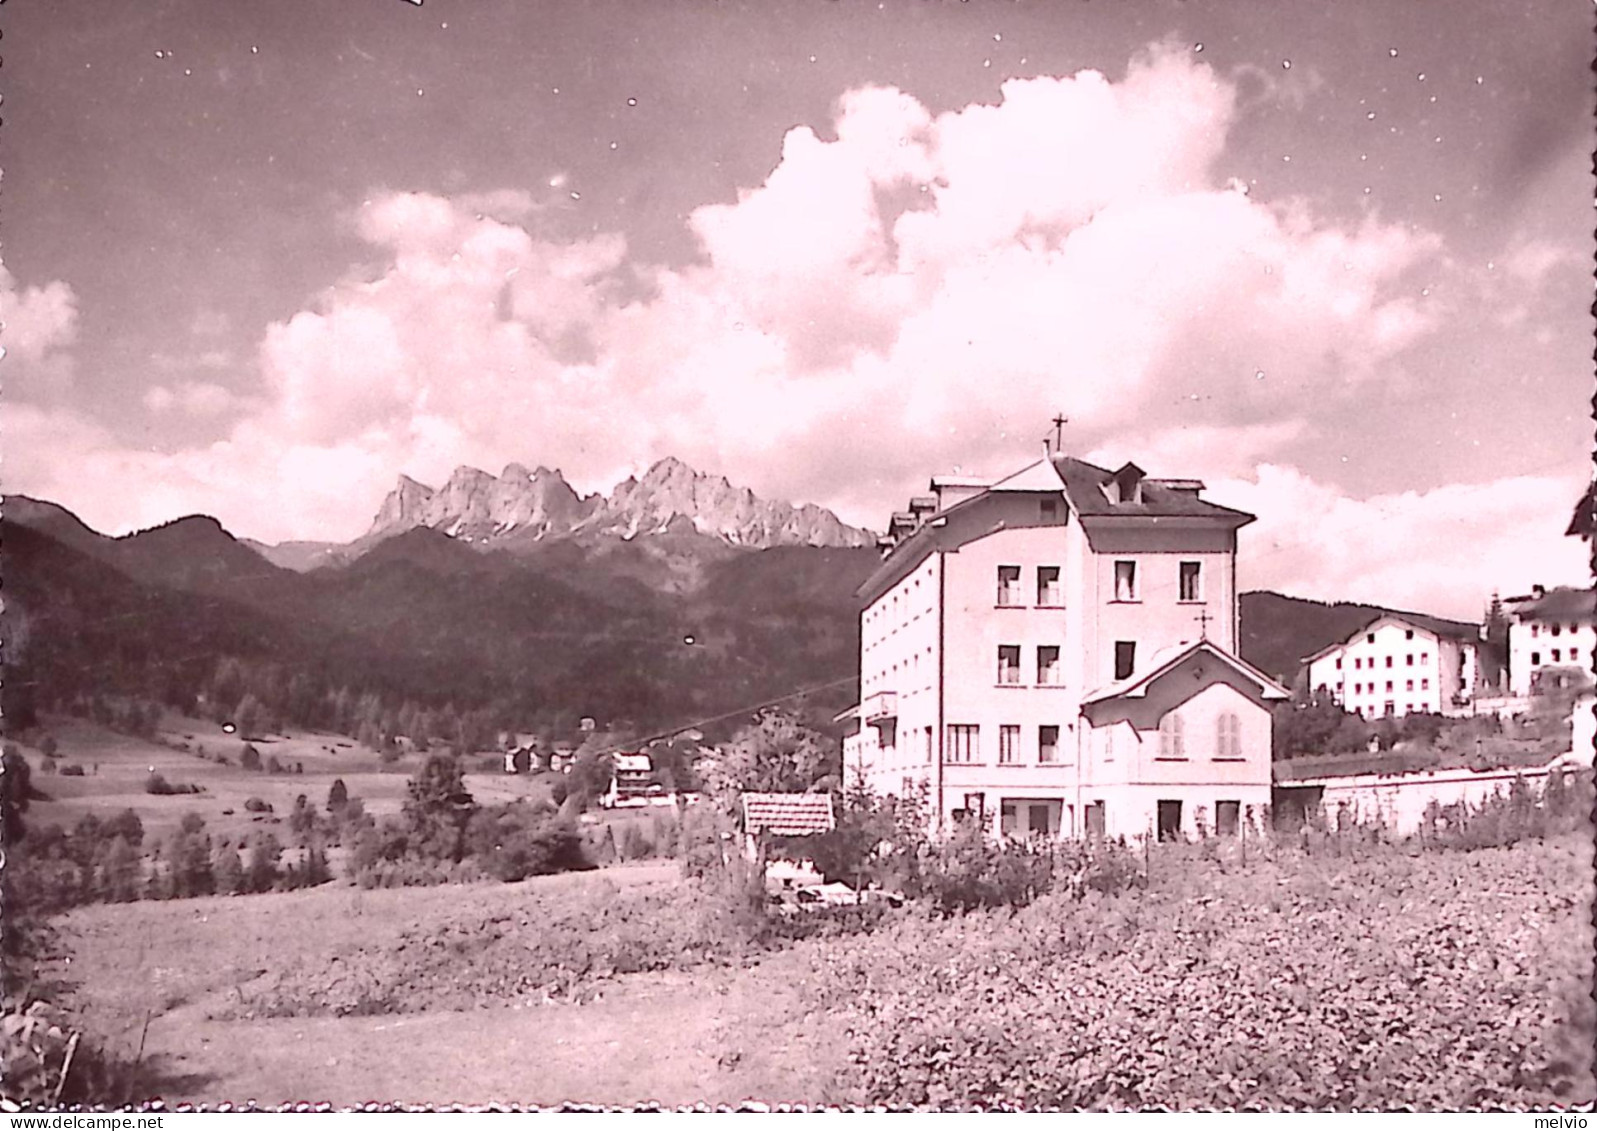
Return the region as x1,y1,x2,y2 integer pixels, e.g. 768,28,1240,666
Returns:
38,831,1594,1108
15,714,547,847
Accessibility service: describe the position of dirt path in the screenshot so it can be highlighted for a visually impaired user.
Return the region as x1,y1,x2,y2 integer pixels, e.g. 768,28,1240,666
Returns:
135,954,846,1107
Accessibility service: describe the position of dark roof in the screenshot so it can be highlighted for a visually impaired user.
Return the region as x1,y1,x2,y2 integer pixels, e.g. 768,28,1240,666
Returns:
1051,455,1256,524
742,792,836,836
1081,639,1292,705
1507,586,1596,621
857,454,1254,602
1367,609,1480,642
1567,481,1595,538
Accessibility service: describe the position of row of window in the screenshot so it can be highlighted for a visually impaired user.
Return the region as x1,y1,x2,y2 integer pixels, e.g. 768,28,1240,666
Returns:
1528,622,1588,637
946,723,1064,765
941,715,1247,764
1347,678,1430,695
996,645,1064,685
996,565,1063,607
1528,648,1592,666
996,640,1146,684
1156,713,1245,760
943,796,1250,840
1338,652,1429,670
993,560,1207,606
1110,559,1204,604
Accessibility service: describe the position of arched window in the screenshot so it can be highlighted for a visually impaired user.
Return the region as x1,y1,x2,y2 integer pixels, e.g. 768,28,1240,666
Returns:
1158,713,1185,759
1216,712,1242,759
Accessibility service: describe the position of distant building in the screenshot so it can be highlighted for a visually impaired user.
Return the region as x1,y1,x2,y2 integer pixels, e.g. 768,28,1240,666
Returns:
838,452,1289,842
601,753,660,807
1504,585,1597,697
1302,612,1488,719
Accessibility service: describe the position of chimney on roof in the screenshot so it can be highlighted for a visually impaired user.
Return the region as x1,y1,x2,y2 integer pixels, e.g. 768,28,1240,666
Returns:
1532,584,1547,599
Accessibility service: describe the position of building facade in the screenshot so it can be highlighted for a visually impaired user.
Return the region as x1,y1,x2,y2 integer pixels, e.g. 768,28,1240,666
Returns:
840,454,1289,842
1301,614,1485,719
1504,586,1597,697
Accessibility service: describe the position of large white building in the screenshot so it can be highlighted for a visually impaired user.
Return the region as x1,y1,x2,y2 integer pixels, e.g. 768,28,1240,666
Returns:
1301,613,1487,719
839,453,1289,842
1504,585,1596,697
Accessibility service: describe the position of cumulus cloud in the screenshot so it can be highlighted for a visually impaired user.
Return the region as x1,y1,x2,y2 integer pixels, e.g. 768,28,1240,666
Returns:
142,380,241,417
14,42,1568,616
1220,465,1591,620
1,266,80,399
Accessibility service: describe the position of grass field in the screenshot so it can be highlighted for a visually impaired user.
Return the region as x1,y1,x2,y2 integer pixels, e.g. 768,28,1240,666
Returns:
38,825,1595,1108
15,714,568,848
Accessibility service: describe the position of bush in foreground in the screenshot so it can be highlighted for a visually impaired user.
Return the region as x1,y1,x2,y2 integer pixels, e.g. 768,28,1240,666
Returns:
798,834,1594,1108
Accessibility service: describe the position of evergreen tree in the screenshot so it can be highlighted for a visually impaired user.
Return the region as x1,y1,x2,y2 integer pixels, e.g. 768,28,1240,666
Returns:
2,743,34,845
303,842,332,887
326,778,349,813
210,657,247,715
403,753,477,862
212,842,246,895
166,827,214,898
105,808,145,848
102,836,143,903
1485,591,1509,652
245,833,283,894
289,794,317,844
235,693,266,739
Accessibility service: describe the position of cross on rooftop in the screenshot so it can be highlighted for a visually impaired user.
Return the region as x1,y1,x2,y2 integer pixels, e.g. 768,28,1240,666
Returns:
1046,413,1069,454
1194,608,1216,639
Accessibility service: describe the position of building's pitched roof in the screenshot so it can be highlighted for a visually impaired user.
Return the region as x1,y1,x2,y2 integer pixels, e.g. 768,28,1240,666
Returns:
612,753,651,773
1567,481,1596,539
1051,455,1256,524
1505,586,1597,621
741,792,836,836
1082,639,1292,706
856,453,1254,602
1333,610,1482,649
988,458,1068,493
1300,641,1345,666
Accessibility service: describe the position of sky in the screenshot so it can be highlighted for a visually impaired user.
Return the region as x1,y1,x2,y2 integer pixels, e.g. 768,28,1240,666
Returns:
3,0,1592,619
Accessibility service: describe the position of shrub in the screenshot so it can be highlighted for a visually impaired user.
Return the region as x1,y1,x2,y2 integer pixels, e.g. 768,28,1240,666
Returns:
39,735,58,759
243,797,273,814
265,755,283,774
212,843,246,895
677,802,729,881
617,821,654,861
58,765,85,777
240,744,262,771
244,833,283,893
466,804,590,882
326,778,349,812
40,756,57,775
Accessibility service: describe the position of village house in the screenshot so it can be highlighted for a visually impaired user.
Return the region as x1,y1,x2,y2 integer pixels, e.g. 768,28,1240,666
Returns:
1301,612,1492,720
1503,585,1596,697
838,451,1289,842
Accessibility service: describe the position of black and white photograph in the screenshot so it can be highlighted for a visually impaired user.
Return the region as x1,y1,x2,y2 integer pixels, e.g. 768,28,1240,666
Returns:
1,0,1593,1111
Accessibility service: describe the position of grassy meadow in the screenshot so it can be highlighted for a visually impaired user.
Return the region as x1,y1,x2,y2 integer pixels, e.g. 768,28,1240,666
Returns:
16,713,558,848
28,817,1595,1108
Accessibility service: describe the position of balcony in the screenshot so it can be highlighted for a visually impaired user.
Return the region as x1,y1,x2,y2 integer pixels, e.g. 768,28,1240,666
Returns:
862,690,898,724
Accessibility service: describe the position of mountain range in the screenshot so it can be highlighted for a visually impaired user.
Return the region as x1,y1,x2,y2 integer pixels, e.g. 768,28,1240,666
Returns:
0,456,1481,742
243,457,874,577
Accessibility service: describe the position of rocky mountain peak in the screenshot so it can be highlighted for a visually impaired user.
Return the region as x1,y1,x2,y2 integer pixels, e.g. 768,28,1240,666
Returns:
365,457,873,550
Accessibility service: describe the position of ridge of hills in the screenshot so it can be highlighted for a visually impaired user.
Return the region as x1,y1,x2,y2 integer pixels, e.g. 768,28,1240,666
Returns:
1,489,1482,739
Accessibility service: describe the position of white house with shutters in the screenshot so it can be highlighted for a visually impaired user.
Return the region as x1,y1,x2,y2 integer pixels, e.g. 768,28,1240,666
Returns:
1301,612,1487,719
838,452,1290,842
1504,585,1597,697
